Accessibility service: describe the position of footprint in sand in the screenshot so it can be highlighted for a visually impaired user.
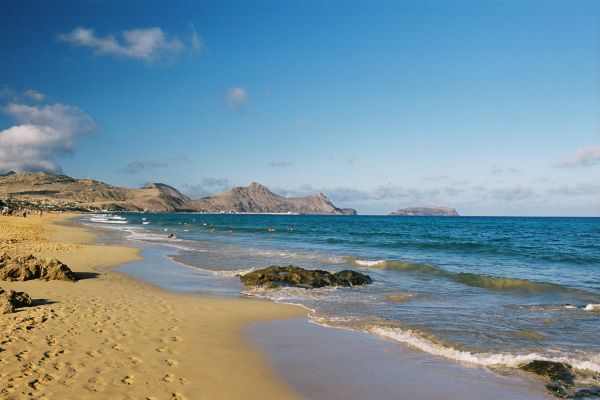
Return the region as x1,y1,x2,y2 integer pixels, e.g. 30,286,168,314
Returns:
28,373,54,390
129,356,142,365
86,349,102,358
85,376,106,392
121,375,134,385
45,335,57,346
15,350,29,361
165,359,178,367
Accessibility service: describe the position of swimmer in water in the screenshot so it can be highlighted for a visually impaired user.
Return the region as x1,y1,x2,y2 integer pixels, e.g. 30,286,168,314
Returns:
210,227,217,233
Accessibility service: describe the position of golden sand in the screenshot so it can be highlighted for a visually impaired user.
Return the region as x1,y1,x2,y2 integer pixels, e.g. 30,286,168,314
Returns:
0,214,304,399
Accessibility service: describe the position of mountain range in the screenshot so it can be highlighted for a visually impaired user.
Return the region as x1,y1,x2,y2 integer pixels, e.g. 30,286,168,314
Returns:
0,171,356,215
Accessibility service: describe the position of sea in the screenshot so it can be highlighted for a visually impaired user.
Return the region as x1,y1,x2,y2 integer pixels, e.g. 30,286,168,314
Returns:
82,213,600,382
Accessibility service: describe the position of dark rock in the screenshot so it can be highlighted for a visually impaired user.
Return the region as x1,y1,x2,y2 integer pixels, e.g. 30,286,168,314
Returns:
520,360,575,385
240,265,372,289
0,253,77,282
520,360,600,398
0,286,32,314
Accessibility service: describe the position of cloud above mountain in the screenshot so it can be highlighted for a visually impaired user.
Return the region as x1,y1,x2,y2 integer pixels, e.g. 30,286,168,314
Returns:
181,177,232,198
118,159,169,174
0,98,95,172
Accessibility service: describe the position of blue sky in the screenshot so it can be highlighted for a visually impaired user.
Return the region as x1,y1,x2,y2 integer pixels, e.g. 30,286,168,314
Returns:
1,0,598,215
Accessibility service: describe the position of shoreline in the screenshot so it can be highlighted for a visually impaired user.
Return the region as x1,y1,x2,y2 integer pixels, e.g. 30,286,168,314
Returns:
81,214,551,399
0,214,305,399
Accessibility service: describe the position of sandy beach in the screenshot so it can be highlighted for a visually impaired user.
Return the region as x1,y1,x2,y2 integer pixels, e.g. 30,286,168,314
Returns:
0,214,304,400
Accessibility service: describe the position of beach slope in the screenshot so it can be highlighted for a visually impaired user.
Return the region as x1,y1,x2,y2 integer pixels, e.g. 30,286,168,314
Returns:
0,214,303,399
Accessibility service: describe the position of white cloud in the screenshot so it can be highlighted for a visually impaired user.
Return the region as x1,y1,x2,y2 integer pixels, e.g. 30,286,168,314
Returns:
268,160,292,167
182,178,231,198
188,23,203,52
342,155,357,164
0,102,95,172
225,87,248,112
547,183,600,196
488,185,535,202
1,87,46,102
118,159,169,174
24,89,45,101
57,26,201,62
556,145,600,168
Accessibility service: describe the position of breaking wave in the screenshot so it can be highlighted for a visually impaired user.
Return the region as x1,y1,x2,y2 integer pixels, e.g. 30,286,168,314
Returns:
350,258,579,293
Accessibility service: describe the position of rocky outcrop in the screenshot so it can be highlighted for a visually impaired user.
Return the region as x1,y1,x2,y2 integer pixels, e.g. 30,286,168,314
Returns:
390,206,459,216
0,286,32,314
239,265,372,289
0,253,77,282
520,360,600,398
189,182,356,215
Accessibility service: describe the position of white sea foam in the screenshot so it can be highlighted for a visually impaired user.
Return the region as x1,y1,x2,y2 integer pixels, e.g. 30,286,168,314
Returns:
563,303,600,312
585,303,600,311
209,267,257,277
354,259,387,267
142,221,150,225
369,325,600,373
89,217,127,224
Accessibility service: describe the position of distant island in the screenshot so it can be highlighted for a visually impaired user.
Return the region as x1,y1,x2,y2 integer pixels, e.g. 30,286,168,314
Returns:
390,206,459,216
0,171,356,215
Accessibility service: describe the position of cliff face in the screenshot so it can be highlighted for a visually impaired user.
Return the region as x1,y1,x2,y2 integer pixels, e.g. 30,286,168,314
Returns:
0,172,356,214
188,182,356,215
390,206,459,216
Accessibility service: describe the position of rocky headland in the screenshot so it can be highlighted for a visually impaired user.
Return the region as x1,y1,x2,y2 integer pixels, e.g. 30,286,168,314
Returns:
390,206,459,216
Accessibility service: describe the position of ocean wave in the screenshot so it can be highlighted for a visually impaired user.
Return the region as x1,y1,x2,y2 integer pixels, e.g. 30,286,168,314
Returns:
349,258,447,276
350,257,578,293
309,314,600,374
353,259,388,267
368,325,600,374
454,272,565,292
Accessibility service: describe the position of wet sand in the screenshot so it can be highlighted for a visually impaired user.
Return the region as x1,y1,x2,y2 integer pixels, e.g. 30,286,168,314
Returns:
247,319,549,400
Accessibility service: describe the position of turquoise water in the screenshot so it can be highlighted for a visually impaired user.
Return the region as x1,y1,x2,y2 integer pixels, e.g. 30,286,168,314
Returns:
84,213,600,379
